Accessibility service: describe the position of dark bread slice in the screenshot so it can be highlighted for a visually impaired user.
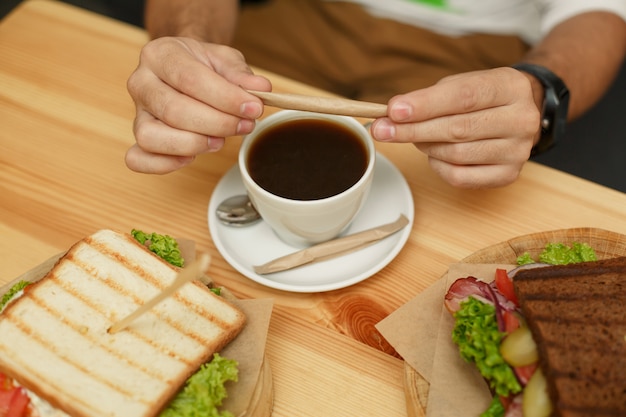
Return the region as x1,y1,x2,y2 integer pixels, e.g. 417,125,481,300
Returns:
513,256,626,417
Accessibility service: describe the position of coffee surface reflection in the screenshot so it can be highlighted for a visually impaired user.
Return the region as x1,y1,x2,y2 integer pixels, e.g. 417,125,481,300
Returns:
247,119,368,200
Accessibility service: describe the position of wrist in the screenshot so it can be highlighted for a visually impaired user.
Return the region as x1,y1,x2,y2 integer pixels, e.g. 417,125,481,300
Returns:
518,72,545,147
523,73,545,117
511,63,570,155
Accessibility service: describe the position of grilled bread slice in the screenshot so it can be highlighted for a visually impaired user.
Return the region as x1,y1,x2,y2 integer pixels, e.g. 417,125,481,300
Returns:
513,256,626,417
0,229,246,417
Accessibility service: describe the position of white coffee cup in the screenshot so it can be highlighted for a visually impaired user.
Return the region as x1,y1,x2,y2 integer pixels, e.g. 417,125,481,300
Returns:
239,110,376,247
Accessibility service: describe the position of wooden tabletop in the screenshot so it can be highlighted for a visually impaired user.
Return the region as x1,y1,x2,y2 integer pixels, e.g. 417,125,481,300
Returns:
2,1,626,416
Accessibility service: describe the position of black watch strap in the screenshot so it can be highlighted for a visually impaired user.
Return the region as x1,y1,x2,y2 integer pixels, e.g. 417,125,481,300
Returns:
512,63,570,155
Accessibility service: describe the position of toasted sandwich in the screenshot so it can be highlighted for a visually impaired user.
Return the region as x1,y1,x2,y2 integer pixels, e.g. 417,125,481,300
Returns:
0,229,246,417
446,254,626,417
513,256,626,417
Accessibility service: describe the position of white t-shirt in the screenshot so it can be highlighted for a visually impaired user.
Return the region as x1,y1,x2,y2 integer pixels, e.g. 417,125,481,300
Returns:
326,0,626,44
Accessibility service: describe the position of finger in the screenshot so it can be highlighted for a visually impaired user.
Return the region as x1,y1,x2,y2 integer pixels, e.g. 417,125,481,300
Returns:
208,44,273,92
371,108,509,144
130,70,258,138
416,137,533,166
387,67,530,123
373,102,539,145
125,144,196,175
142,39,269,116
427,156,522,189
133,109,226,157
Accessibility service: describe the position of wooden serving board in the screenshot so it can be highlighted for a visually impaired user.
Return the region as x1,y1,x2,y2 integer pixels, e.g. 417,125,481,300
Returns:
1,252,274,417
404,227,626,416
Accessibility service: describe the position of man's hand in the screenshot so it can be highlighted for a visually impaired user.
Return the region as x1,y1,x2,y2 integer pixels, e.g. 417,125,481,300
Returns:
125,36,271,174
372,67,541,188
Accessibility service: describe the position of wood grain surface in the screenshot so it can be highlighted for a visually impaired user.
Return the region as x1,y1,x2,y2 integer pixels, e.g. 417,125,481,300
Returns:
3,2,626,416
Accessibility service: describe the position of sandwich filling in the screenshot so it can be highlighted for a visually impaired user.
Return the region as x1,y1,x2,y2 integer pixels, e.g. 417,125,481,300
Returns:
513,256,626,417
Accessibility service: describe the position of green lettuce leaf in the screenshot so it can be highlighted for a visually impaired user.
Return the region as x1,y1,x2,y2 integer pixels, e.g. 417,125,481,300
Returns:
452,297,521,398
1,280,31,312
131,229,184,267
517,242,597,265
160,354,238,417
481,396,506,417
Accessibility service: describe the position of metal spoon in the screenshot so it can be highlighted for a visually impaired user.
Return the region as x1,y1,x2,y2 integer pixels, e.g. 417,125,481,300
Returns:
216,194,261,227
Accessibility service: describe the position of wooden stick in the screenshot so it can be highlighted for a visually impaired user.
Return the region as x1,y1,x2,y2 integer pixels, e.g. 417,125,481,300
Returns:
107,254,211,334
254,214,409,274
247,90,388,118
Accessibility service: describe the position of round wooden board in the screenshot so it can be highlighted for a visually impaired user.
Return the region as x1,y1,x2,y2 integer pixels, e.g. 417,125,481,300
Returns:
403,227,626,417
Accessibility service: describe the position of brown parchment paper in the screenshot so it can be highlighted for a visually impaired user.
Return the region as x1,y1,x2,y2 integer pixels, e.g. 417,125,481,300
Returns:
376,263,513,417
220,298,273,416
2,236,274,417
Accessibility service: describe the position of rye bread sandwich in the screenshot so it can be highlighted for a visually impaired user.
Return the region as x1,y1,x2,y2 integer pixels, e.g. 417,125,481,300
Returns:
0,229,247,417
445,244,626,416
513,257,626,417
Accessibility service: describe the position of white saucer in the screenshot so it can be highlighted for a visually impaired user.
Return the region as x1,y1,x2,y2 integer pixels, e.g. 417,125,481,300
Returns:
207,153,414,292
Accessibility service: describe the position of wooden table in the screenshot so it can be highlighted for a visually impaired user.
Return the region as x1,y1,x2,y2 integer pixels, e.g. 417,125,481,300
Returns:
2,1,626,416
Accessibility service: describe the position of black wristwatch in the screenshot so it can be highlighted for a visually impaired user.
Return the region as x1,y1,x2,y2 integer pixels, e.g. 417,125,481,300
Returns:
512,63,570,155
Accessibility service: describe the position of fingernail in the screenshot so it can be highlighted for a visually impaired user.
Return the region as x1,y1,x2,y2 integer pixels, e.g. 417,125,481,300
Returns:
240,101,263,118
236,118,256,135
372,119,396,141
207,136,225,152
390,101,412,121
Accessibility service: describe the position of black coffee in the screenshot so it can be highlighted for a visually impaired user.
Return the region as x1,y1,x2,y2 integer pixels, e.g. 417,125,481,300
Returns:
247,119,369,200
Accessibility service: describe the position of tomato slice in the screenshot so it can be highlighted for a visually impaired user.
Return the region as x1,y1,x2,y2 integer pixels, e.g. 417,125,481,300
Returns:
499,394,512,410
0,373,30,417
6,387,29,417
502,310,521,333
495,268,519,306
0,391,13,416
514,363,538,387
0,374,10,391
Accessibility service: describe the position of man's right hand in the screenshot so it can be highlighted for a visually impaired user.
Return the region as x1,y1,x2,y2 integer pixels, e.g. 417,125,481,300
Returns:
125,36,271,174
